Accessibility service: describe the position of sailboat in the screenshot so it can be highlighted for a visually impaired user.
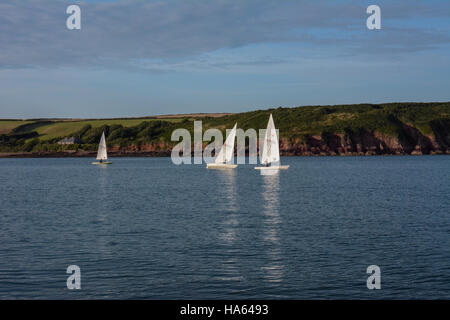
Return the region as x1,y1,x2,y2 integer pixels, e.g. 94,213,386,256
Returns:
207,123,238,169
92,131,112,165
255,114,289,171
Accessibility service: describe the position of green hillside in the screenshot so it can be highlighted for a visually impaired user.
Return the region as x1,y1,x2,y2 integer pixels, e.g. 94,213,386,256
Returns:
1,102,449,153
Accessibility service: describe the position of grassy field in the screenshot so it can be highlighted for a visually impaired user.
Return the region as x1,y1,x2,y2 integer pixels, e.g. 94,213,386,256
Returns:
0,120,33,134
0,118,185,140
34,119,179,140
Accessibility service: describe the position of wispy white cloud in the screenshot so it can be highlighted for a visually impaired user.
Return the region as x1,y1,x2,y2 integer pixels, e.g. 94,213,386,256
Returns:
0,0,449,70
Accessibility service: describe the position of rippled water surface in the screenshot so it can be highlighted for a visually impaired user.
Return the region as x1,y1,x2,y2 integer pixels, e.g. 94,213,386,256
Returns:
0,156,449,299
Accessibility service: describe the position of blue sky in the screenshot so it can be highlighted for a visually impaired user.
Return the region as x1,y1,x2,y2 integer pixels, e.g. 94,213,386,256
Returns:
0,0,449,118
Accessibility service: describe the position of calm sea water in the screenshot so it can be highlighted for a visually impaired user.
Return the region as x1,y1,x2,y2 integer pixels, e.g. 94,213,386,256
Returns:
0,156,449,299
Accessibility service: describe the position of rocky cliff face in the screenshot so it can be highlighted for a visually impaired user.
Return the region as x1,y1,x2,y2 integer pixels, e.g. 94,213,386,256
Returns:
280,128,449,156
2,130,448,157
107,126,450,156
108,142,171,156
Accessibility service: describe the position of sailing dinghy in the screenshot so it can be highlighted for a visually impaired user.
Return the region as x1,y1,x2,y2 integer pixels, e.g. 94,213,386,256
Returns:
255,114,289,171
92,131,112,165
207,123,238,169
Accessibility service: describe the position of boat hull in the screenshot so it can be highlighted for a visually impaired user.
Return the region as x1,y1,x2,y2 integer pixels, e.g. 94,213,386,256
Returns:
92,162,112,165
206,163,237,169
254,165,289,170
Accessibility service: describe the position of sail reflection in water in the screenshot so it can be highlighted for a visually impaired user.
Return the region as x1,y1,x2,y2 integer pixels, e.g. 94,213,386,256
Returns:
94,165,115,257
261,172,284,283
217,170,238,242
216,170,243,282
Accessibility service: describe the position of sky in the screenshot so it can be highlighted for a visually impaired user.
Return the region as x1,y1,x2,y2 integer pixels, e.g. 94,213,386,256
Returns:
0,0,449,118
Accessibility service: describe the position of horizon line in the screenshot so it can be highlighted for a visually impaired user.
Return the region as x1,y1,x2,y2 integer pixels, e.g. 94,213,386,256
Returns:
1,101,449,122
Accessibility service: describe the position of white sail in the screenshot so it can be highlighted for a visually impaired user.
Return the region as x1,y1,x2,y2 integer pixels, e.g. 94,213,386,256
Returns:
96,131,108,160
261,114,280,166
215,123,237,164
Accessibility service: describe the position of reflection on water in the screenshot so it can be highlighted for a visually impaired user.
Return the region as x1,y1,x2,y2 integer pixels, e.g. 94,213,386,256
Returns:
95,166,113,257
216,170,243,281
217,170,238,242
261,172,284,283
97,165,110,222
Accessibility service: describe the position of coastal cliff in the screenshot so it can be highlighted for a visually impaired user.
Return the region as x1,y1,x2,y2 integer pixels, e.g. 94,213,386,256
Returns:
113,127,450,156
4,130,448,158
106,126,450,156
280,127,449,156
1,102,449,157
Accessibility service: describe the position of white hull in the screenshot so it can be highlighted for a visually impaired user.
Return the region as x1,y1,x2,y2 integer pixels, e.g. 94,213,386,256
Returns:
255,165,289,170
207,163,237,169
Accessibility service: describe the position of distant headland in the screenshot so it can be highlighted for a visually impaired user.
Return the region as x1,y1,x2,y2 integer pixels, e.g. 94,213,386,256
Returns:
1,102,449,158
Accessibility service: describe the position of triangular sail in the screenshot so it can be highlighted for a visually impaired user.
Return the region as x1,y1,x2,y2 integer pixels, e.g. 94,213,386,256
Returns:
96,131,108,160
261,114,280,166
215,123,237,164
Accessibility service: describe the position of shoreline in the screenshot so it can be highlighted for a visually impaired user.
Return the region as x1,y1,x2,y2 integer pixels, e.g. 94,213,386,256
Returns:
0,151,171,158
1,151,449,158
